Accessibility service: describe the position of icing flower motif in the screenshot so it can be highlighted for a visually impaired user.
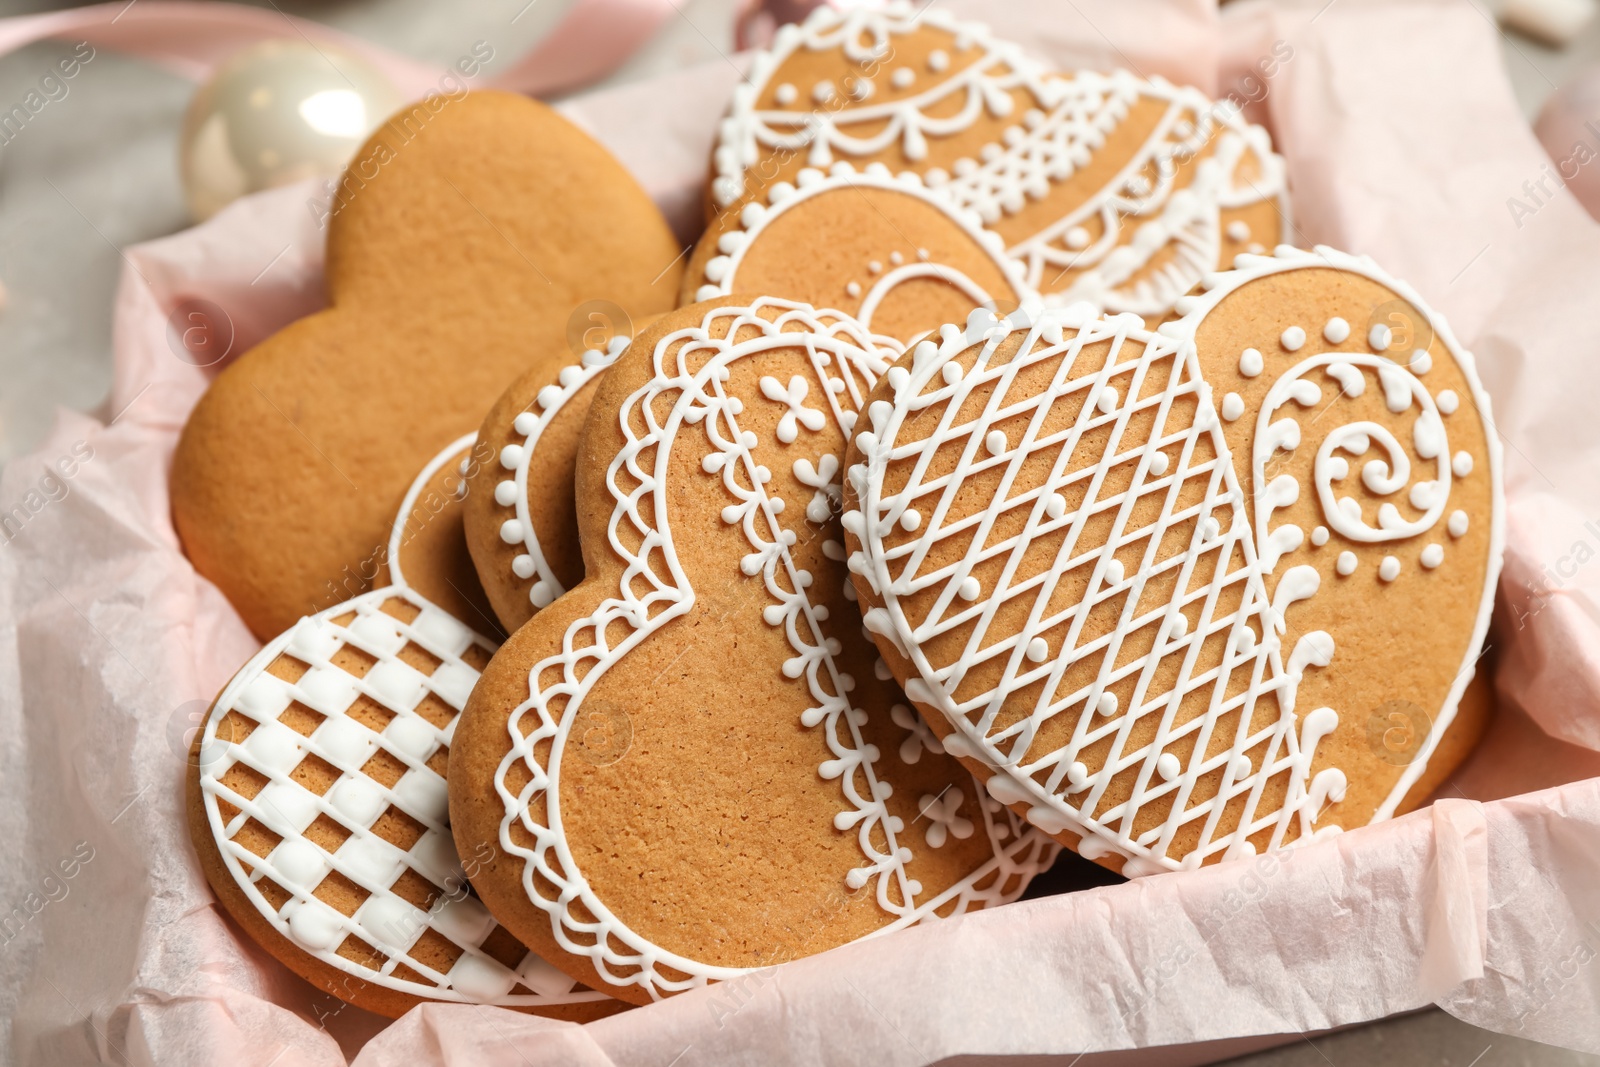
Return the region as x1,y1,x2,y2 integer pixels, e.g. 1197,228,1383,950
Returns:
793,453,842,523
918,787,974,849
760,374,827,444
890,702,945,764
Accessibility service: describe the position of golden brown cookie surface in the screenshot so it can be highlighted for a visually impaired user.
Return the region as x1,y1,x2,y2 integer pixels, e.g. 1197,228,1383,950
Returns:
842,247,1501,875
448,298,1056,1004
708,4,1289,318
462,336,631,635
686,164,1028,343
188,437,619,1019
173,90,683,639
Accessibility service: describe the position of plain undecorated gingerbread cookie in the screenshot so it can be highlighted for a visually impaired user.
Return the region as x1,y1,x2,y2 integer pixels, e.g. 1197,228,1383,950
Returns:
173,90,683,640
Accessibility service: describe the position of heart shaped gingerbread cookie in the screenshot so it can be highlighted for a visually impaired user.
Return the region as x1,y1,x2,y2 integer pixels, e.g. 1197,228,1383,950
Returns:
449,298,1056,1003
462,333,632,634
189,437,617,1018
173,90,683,639
686,164,1029,342
707,3,1288,318
843,246,1500,874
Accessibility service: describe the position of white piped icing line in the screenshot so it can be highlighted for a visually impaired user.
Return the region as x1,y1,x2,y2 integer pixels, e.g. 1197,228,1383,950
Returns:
1168,244,1503,821
493,337,629,611
1007,71,1290,319
709,4,1289,320
845,303,1348,874
196,436,604,1008
711,3,1068,209
696,162,1032,331
491,299,1056,1001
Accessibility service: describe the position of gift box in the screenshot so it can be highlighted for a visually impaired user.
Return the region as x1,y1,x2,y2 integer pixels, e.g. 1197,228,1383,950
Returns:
4,0,1600,1063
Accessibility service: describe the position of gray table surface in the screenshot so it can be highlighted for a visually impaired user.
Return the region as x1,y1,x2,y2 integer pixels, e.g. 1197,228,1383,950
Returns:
0,0,1594,1063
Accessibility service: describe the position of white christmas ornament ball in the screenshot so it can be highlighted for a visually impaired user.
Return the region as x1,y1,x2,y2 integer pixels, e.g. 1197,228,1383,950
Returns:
180,40,402,221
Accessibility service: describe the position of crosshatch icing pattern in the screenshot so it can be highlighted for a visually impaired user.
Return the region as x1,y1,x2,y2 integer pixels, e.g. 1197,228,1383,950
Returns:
844,247,1500,875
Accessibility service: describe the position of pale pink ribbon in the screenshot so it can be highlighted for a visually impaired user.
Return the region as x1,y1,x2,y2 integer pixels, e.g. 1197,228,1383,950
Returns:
0,0,689,99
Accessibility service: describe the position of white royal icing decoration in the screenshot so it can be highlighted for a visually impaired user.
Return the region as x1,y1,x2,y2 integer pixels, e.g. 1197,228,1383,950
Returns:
845,304,1348,873
695,163,1030,331
197,436,606,1009
491,300,1056,1001
709,4,1288,319
1167,244,1504,823
493,337,630,610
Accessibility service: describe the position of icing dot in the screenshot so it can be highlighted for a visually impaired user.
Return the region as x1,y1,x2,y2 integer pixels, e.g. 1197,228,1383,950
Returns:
499,520,523,545
512,554,535,579
494,480,517,507
941,362,963,385
846,281,862,298
900,509,921,532
985,429,1008,456
1066,226,1091,250
1226,220,1251,242
1248,242,1265,254
890,251,904,265
958,576,981,601
868,260,882,275
1026,637,1049,662
1448,510,1469,538
1281,326,1306,351
1379,556,1401,582
1437,389,1459,415
1323,317,1350,344
1368,323,1392,351
1221,392,1245,421
1410,350,1433,374
1336,551,1357,576
1096,386,1118,414
1452,451,1474,477
1096,692,1118,716
847,76,873,101
1421,544,1444,569
1238,348,1263,377
1311,526,1329,547
891,67,914,89
1066,761,1089,788
1149,452,1169,476
773,82,797,105
1156,753,1181,781
530,581,554,608
1044,492,1067,520
927,49,949,72
812,81,835,104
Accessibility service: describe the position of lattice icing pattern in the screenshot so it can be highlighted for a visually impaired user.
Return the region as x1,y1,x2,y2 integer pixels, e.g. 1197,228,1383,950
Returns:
490,299,1057,1001
196,438,607,1009
845,304,1350,874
